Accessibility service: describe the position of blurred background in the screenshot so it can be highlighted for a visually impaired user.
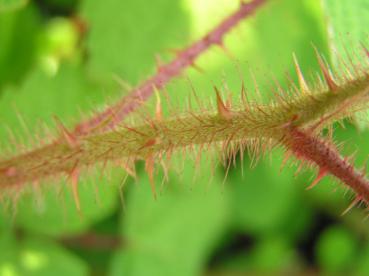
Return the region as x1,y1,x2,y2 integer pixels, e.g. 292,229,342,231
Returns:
0,0,368,275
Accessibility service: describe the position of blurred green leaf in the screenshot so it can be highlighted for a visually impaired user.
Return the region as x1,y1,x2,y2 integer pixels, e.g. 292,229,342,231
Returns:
0,234,88,276
110,161,229,276
41,0,78,12
316,226,358,273
322,0,369,62
81,0,189,85
210,237,302,274
0,3,41,89
322,0,369,129
248,237,301,273
355,242,369,275
38,17,80,75
0,0,27,12
228,149,299,236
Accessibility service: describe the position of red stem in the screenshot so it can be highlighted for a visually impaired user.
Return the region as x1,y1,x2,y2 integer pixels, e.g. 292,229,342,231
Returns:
287,127,369,204
73,0,267,135
60,232,122,250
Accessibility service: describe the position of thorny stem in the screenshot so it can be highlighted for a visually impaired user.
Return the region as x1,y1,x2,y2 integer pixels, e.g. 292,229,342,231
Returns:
73,0,267,136
0,0,368,213
0,69,368,193
286,127,369,204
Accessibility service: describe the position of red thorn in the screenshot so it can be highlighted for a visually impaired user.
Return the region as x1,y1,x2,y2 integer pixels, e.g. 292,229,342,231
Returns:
292,53,310,92
215,86,232,120
279,114,300,129
145,155,157,199
113,75,133,91
155,54,164,72
122,161,137,180
122,126,148,137
314,49,339,93
280,151,292,172
217,41,233,58
155,90,163,121
361,43,369,59
306,167,327,190
54,116,78,147
70,166,81,213
342,196,362,215
167,47,182,56
139,138,157,150
189,61,204,73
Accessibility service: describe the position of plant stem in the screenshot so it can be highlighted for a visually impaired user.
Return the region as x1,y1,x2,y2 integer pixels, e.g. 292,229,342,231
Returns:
1,71,368,190
286,127,369,204
73,0,267,136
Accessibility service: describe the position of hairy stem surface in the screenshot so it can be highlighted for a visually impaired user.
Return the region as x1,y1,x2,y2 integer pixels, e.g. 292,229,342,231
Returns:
286,127,369,204
1,71,368,189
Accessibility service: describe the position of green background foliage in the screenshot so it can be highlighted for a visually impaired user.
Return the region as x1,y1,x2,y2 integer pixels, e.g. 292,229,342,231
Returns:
0,0,368,275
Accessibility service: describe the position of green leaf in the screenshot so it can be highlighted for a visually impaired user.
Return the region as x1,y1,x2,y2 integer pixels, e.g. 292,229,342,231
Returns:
0,0,28,12
322,0,369,129
110,161,229,276
355,243,369,275
209,237,301,274
248,237,300,273
80,0,190,85
322,0,369,62
228,149,299,236
316,226,358,273
0,3,41,89
0,233,88,276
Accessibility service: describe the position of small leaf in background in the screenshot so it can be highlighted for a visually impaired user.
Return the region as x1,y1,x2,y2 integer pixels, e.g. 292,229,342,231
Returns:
37,17,80,75
211,237,302,274
322,0,369,129
0,3,41,90
0,231,88,276
110,160,229,276
248,237,301,273
356,243,369,275
316,226,359,273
